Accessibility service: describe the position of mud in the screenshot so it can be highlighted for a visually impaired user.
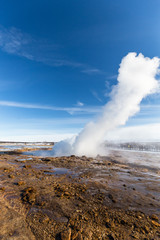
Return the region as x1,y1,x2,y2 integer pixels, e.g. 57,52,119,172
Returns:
0,149,160,239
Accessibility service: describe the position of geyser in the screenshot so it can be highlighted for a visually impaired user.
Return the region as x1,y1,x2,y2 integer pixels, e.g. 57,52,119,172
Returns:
52,52,160,157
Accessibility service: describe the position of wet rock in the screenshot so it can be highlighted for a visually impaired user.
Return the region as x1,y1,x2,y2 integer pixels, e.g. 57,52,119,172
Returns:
23,164,31,169
131,232,139,239
38,201,45,206
120,219,127,225
8,174,15,178
0,187,5,191
0,152,160,240
71,229,79,240
4,168,11,173
41,158,51,162
40,216,50,224
17,181,25,186
74,232,83,240
150,214,159,222
82,229,92,240
107,234,115,240
64,191,70,197
151,220,160,227
78,196,86,203
106,219,115,228
108,193,116,203
22,187,36,205
61,227,71,240
143,225,150,233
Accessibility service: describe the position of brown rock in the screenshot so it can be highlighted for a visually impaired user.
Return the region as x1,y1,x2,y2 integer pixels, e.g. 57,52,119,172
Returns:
23,164,31,169
82,229,92,240
41,158,51,162
22,187,36,205
71,230,79,240
151,220,160,227
8,174,14,179
143,225,150,233
107,234,115,240
61,228,71,240
108,193,116,203
64,191,70,196
17,181,25,186
41,216,50,224
38,201,45,206
4,168,11,173
150,214,159,222
74,232,83,240
106,220,115,228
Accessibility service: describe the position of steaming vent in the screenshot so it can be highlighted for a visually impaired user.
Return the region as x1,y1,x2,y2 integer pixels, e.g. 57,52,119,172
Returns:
52,52,160,157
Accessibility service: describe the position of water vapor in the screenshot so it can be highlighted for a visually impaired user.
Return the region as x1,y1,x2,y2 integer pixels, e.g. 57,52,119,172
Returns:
52,52,160,157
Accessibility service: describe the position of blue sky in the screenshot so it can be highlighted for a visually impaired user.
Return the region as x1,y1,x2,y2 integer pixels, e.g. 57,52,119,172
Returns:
0,0,160,141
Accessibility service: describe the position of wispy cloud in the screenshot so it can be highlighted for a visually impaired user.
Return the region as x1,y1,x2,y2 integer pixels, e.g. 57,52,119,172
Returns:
76,101,84,107
107,74,118,80
0,25,102,73
91,90,102,102
82,68,103,75
0,26,33,59
0,100,158,118
0,100,102,114
104,81,112,97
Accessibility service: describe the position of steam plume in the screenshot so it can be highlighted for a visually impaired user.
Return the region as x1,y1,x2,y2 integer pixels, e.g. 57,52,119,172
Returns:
53,52,160,156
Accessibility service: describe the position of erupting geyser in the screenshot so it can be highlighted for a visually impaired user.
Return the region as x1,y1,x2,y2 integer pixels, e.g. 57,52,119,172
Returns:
52,52,160,157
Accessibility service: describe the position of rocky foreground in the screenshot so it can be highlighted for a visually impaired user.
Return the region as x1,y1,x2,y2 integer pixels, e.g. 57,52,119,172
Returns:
0,150,160,240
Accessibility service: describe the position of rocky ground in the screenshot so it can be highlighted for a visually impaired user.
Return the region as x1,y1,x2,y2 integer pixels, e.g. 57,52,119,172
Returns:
0,149,160,240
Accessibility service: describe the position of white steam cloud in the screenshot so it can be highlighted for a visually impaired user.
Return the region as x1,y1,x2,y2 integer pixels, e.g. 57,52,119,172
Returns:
52,52,160,157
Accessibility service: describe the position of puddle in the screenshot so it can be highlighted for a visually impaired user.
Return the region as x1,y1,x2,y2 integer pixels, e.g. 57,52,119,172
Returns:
0,144,52,153
23,149,52,157
28,207,68,223
31,163,74,176
6,195,20,201
17,158,33,161
7,162,19,165
44,167,73,175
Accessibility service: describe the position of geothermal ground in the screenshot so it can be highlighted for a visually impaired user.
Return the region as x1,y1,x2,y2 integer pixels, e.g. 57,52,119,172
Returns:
0,144,160,239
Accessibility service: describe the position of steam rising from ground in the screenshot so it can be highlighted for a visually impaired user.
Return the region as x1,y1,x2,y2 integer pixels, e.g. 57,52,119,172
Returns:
53,52,160,156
